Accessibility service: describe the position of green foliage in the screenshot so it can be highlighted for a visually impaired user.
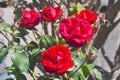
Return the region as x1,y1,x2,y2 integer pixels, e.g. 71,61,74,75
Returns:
6,73,27,80
16,74,27,80
70,49,100,80
11,52,29,72
69,3,84,16
37,75,61,80
14,28,28,37
6,78,14,80
90,47,98,59
0,22,12,33
92,68,102,80
37,75,48,80
15,9,22,21
27,41,40,55
6,66,16,75
26,41,41,70
39,35,57,49
0,46,8,63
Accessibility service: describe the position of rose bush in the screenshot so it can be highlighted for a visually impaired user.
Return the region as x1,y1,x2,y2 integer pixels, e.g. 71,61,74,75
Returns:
59,18,94,48
0,2,104,80
19,9,41,29
41,45,73,75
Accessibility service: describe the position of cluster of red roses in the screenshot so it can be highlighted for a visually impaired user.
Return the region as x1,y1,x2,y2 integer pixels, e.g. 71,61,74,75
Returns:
19,7,62,29
18,6,97,75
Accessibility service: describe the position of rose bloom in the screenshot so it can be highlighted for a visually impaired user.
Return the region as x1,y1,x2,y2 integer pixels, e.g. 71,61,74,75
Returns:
42,6,62,22
40,45,74,75
19,9,41,29
75,9,98,24
59,18,94,48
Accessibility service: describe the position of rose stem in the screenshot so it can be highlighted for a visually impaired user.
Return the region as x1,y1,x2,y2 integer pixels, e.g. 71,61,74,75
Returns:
67,59,88,80
85,22,101,56
11,30,15,47
28,69,37,80
51,22,58,41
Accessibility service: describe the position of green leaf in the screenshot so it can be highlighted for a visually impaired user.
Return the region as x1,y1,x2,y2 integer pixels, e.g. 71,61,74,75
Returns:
27,41,40,55
87,64,95,70
90,47,98,58
80,64,95,78
39,35,57,49
27,41,39,50
92,68,102,80
72,50,84,68
6,78,14,80
79,70,85,80
37,75,49,80
72,71,81,80
81,65,90,77
6,65,21,75
0,46,8,63
26,41,41,70
16,74,27,80
14,28,28,37
11,52,29,72
14,45,24,51
0,23,12,33
0,23,10,30
9,45,25,54
6,66,15,75
15,8,22,21
14,38,20,45
29,55,39,71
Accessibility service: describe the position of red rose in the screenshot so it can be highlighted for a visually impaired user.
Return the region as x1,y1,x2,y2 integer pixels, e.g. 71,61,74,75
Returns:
42,6,62,22
59,18,94,48
19,9,41,29
40,45,74,75
75,9,97,24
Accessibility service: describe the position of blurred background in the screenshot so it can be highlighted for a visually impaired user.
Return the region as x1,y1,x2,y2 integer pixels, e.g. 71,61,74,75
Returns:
0,0,120,80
